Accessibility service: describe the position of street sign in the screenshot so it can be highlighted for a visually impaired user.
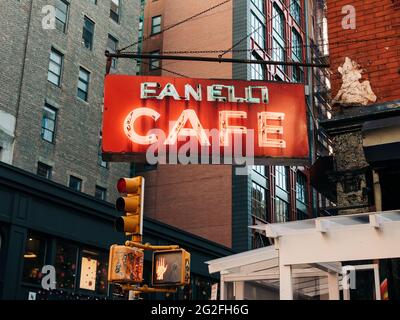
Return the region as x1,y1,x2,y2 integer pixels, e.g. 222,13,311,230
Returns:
103,75,309,165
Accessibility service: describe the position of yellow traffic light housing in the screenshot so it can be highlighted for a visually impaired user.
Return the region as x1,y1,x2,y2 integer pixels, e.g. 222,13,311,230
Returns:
152,249,191,287
115,176,145,238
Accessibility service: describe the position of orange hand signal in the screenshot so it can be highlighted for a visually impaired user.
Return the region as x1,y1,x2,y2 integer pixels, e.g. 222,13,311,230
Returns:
156,257,168,280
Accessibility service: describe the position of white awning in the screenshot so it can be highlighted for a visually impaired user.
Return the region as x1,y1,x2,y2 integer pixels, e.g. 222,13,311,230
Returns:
207,210,400,300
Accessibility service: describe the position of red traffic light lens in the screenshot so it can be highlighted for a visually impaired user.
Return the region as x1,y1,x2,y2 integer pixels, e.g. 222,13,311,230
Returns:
117,178,127,193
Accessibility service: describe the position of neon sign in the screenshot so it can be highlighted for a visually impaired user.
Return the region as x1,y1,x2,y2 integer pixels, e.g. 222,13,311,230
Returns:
102,75,309,165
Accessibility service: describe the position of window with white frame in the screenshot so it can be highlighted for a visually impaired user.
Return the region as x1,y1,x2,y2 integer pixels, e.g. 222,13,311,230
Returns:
48,48,63,86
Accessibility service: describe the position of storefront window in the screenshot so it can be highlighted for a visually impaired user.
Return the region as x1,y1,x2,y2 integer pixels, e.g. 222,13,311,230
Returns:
22,235,46,285
79,249,109,295
55,241,78,290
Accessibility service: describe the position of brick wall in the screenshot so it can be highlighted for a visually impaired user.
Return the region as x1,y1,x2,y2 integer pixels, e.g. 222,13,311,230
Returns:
0,0,140,203
327,0,400,103
142,165,233,248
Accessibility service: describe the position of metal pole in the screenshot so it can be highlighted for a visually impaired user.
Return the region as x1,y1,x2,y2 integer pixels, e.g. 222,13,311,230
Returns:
106,52,330,69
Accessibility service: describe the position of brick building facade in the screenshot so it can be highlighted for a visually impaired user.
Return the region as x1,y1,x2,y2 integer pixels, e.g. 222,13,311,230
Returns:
316,0,400,299
136,0,331,251
0,0,140,202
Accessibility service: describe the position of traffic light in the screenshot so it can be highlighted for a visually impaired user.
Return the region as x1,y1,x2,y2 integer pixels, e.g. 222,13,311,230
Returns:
115,176,145,238
108,245,144,283
152,249,191,287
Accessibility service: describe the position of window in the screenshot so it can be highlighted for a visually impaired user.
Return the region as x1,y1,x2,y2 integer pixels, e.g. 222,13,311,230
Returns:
275,166,288,191
110,0,120,23
55,241,78,290
292,29,304,82
98,132,108,168
275,197,289,222
37,162,52,179
296,171,307,203
22,235,46,285
150,51,160,70
138,19,143,40
291,0,302,25
292,29,302,61
250,52,264,80
252,231,269,249
77,67,90,101
82,16,95,50
79,249,109,294
95,186,107,201
47,48,63,86
107,34,118,69
297,209,308,221
55,0,69,32
253,165,265,176
251,0,264,13
151,15,162,35
69,176,82,191
252,182,267,221
41,104,57,143
250,11,265,49
272,4,286,69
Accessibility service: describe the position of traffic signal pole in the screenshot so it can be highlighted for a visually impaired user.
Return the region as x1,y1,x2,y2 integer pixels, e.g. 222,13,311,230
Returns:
108,176,190,298
125,241,179,251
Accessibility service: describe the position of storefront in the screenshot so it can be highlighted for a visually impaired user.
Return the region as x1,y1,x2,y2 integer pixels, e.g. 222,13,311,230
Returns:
0,162,233,300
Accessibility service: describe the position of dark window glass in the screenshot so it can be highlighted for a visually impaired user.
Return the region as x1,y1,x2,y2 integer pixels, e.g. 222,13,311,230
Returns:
37,162,52,179
252,231,270,249
22,235,46,285
69,176,82,191
107,34,118,69
110,0,120,23
95,186,107,201
296,171,307,203
98,133,108,168
55,242,78,290
150,51,160,70
82,16,95,50
77,67,90,101
251,182,267,221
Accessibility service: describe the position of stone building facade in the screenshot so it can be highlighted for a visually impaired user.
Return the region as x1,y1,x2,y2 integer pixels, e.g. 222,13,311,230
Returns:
0,0,141,202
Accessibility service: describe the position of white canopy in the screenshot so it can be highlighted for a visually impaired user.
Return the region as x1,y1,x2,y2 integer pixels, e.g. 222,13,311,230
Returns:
207,210,400,300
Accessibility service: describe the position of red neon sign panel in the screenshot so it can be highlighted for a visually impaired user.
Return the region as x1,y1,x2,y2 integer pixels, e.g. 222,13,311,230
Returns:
102,75,309,165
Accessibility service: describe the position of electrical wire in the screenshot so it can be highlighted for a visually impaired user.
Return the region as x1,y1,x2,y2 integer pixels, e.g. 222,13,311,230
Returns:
124,34,400,57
